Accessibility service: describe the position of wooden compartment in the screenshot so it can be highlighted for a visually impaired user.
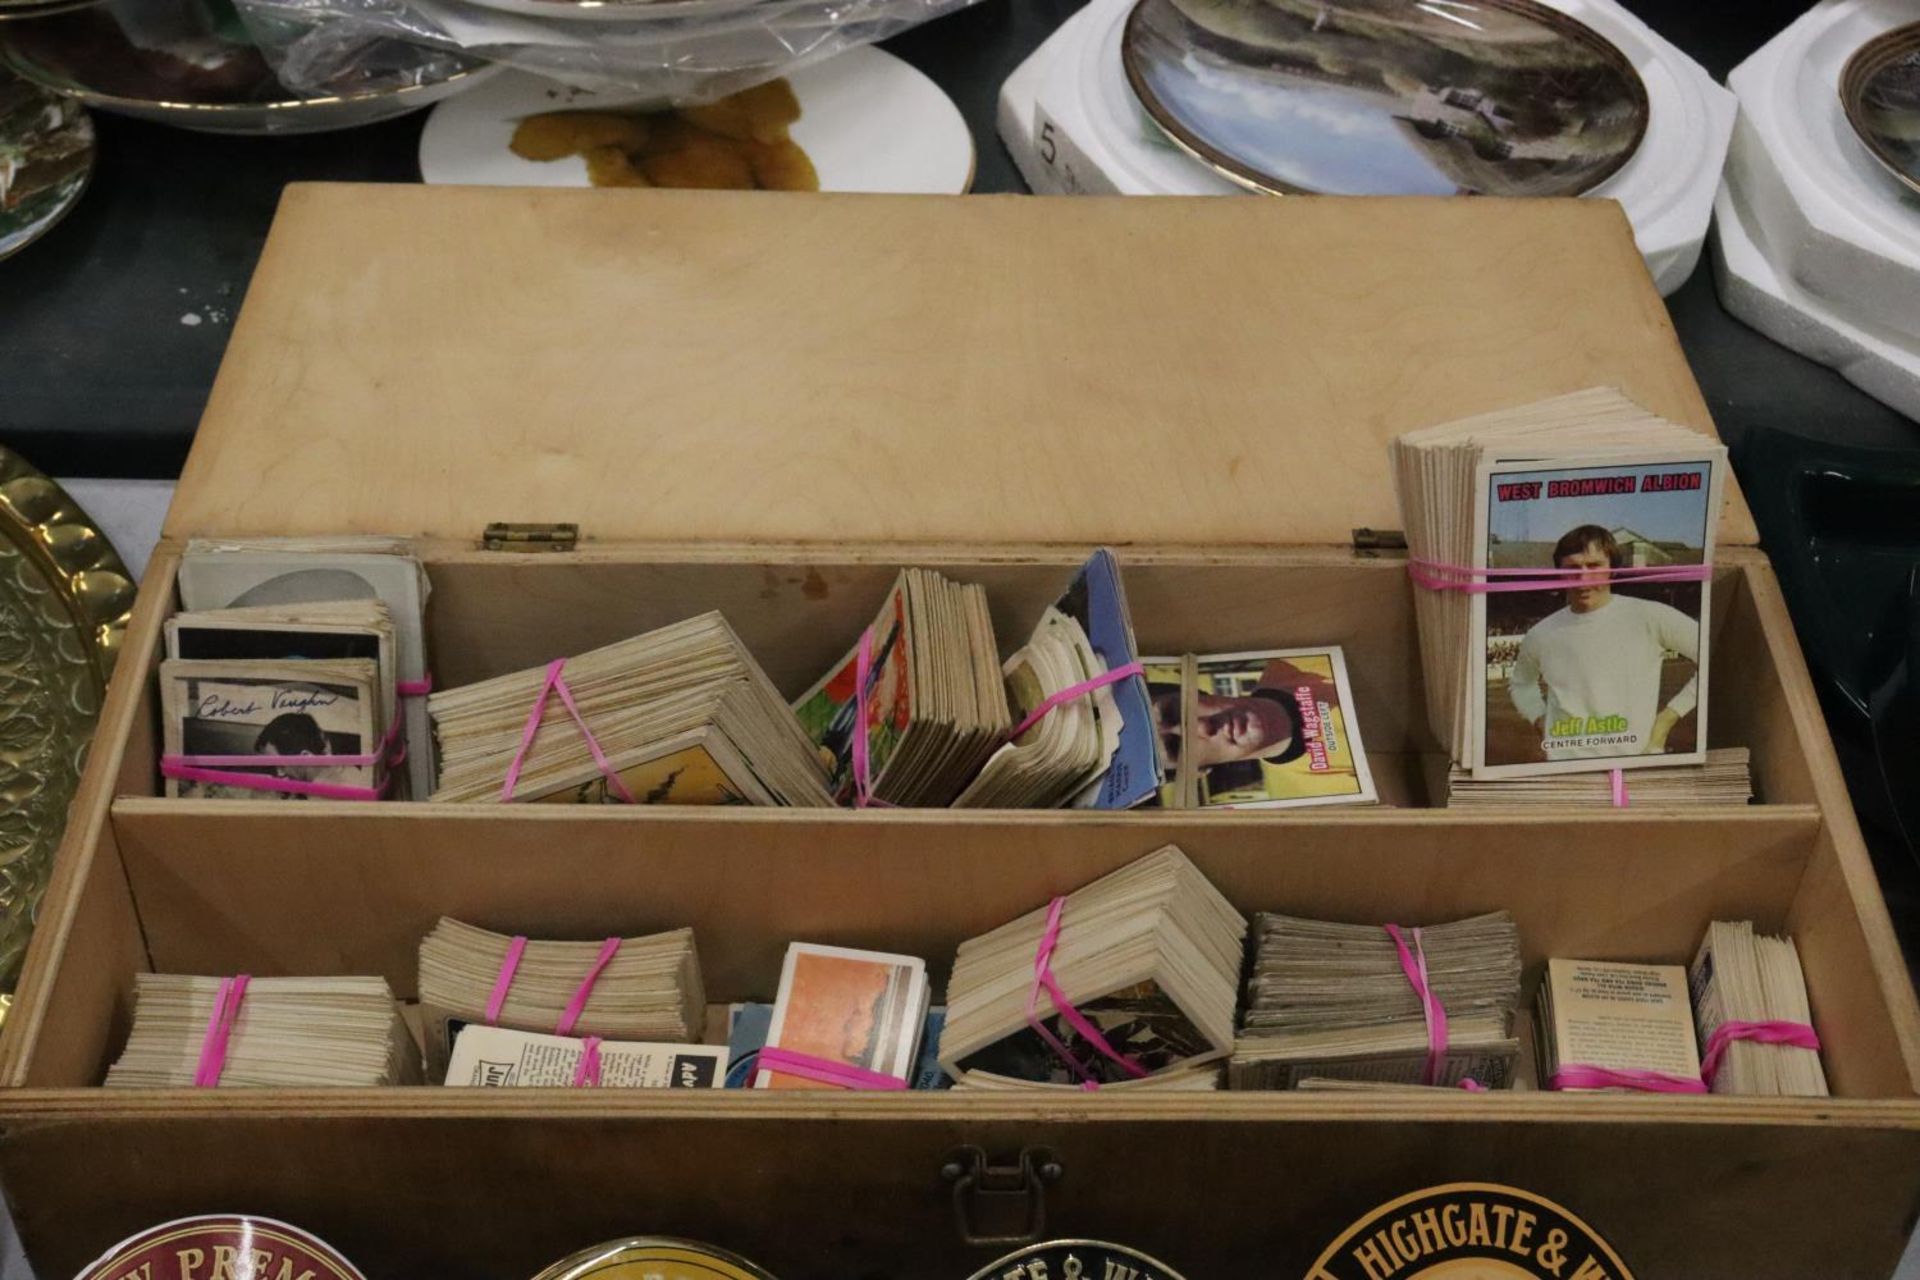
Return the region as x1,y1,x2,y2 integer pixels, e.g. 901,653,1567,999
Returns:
4,187,1919,1280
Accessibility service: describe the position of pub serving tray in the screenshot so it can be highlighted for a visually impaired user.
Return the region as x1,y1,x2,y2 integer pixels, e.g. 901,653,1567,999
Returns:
1,187,1916,1280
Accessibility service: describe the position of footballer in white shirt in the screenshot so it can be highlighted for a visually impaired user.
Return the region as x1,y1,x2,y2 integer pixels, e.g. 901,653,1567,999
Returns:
1507,525,1700,761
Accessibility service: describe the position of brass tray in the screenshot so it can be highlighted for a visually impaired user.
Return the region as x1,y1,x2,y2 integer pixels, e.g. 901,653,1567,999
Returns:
0,448,134,1029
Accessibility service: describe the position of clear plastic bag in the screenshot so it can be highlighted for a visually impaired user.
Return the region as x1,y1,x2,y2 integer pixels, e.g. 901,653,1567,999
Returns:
234,0,980,103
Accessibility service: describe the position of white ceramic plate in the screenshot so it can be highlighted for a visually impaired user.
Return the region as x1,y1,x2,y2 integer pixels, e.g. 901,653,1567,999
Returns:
419,47,974,193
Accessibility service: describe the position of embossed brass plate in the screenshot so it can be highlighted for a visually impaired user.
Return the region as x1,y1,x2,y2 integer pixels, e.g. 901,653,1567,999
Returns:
0,447,134,1029
533,1237,781,1280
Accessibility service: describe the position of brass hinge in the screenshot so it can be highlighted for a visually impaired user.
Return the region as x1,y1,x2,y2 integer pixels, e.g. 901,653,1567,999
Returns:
943,1146,1062,1248
482,523,579,552
1352,527,1407,554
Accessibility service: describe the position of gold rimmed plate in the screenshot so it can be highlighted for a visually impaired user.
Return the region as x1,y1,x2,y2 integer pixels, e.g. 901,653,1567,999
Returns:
533,1237,781,1280
0,67,92,261
0,11,500,135
0,448,135,1030
1121,0,1649,198
1841,20,1920,197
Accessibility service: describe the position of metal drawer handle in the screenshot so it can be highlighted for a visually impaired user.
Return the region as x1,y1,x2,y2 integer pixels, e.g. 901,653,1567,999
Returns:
943,1145,1064,1247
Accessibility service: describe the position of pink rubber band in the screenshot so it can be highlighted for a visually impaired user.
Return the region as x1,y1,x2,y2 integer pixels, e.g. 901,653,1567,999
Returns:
1460,1078,1487,1092
167,749,389,769
192,974,250,1088
1006,661,1146,743
1610,769,1629,808
753,1046,909,1091
1408,559,1713,595
1700,1019,1820,1089
554,937,622,1037
499,659,638,804
159,762,388,801
163,698,410,802
397,675,433,697
1025,897,1151,1088
1549,1064,1709,1093
1385,924,1449,1086
572,1036,603,1088
484,935,529,1025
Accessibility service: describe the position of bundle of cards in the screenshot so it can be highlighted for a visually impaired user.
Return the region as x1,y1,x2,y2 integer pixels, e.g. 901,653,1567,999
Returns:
951,1064,1221,1092
104,974,420,1087
1230,912,1523,1090
159,658,391,801
1390,387,1728,781
1143,647,1376,809
428,612,832,806
1691,920,1828,1097
955,550,1161,811
444,1025,726,1089
1536,958,1701,1091
794,569,1010,807
178,538,434,799
753,943,930,1090
1294,1078,1495,1093
727,1000,948,1090
1443,748,1753,809
161,598,401,801
417,919,706,1079
939,844,1247,1086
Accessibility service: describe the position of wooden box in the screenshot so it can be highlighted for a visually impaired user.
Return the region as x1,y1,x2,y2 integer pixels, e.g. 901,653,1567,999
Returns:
4,186,1918,1280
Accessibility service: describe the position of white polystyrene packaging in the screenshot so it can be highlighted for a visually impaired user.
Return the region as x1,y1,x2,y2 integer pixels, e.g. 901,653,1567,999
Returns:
1726,0,1920,343
1713,176,1920,423
998,0,1734,297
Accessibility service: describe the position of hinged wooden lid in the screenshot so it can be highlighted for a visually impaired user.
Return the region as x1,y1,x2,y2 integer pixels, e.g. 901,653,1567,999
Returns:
167,184,1755,547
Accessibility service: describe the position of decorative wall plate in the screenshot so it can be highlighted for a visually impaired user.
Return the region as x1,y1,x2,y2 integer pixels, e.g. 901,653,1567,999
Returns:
534,1237,781,1280
0,447,134,1029
0,12,499,135
0,68,92,262
1122,0,1648,197
1841,21,1920,196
